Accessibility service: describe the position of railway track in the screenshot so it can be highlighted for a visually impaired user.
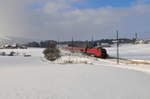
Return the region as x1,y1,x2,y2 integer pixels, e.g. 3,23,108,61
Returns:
82,54,150,65
97,56,150,65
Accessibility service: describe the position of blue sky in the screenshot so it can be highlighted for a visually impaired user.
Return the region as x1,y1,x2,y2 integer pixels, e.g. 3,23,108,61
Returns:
29,4,43,9
29,0,134,9
29,0,150,9
74,0,150,9
72,0,136,9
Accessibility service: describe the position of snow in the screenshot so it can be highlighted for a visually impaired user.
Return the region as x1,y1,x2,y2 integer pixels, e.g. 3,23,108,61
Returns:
107,44,150,60
0,48,44,57
0,46,150,99
1,64,150,99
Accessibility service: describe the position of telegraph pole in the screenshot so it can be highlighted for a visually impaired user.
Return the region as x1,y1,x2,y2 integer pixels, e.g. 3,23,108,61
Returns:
72,36,74,51
91,33,94,47
57,36,60,48
116,30,119,64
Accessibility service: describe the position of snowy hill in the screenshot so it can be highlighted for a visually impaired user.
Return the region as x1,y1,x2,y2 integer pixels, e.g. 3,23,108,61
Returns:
0,36,12,45
0,36,36,45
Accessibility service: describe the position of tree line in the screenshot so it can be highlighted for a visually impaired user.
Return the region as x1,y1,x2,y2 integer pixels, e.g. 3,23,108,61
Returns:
25,38,135,48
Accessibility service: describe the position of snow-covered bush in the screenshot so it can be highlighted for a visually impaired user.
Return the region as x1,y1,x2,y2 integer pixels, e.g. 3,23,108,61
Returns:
9,51,16,56
0,52,6,56
54,55,93,64
43,43,60,61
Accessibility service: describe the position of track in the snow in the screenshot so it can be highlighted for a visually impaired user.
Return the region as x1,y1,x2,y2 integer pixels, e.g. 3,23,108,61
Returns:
97,56,150,65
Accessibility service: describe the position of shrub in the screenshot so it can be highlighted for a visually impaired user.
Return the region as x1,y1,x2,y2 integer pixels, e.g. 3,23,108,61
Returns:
1,52,6,56
43,43,60,61
9,51,15,56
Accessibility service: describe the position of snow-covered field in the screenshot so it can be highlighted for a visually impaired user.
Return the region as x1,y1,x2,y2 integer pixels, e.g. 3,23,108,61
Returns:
0,45,150,99
107,44,150,60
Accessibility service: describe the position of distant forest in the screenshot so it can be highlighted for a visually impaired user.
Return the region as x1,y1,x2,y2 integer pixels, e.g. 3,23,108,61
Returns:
25,38,135,48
